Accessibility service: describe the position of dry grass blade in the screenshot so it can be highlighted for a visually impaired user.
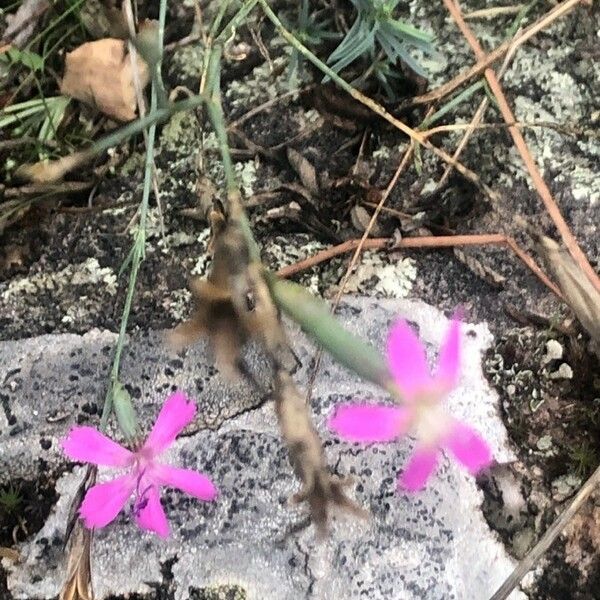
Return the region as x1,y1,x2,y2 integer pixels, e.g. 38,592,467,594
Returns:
538,235,600,352
490,463,600,600
277,233,562,298
463,6,524,20
443,0,600,292
60,523,94,600
409,0,584,107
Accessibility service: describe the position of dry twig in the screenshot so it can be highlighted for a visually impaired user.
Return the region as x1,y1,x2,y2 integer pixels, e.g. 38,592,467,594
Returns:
490,463,600,600
409,0,584,107
277,233,562,298
442,0,600,292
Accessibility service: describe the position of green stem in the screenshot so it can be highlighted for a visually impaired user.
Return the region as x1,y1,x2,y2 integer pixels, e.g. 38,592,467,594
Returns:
99,0,167,430
204,46,261,262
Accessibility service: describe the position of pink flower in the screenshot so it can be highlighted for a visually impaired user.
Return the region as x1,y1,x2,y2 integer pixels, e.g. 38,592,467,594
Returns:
329,318,492,491
62,392,217,538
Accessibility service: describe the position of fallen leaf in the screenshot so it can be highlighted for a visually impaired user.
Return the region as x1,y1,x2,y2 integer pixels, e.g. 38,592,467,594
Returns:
0,547,19,562
287,148,319,195
60,38,149,121
350,204,381,236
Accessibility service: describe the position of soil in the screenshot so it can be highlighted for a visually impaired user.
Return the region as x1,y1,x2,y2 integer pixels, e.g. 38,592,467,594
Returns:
1,0,599,598
0,469,59,599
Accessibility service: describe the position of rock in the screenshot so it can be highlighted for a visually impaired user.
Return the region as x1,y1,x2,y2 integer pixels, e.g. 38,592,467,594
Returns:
1,298,523,599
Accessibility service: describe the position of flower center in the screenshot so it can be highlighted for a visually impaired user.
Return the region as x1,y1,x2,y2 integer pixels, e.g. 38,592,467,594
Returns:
412,392,453,446
132,468,154,517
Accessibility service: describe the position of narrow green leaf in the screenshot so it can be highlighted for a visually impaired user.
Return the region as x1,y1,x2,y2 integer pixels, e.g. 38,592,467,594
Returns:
268,275,391,388
386,19,434,44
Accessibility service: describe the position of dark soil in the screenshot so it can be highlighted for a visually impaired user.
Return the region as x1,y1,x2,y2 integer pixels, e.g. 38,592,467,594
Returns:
484,327,600,599
0,468,59,598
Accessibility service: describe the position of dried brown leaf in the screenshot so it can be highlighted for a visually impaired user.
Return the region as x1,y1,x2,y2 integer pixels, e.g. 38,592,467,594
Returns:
0,546,19,562
15,152,88,183
453,247,506,287
286,148,319,195
60,38,149,121
350,204,381,236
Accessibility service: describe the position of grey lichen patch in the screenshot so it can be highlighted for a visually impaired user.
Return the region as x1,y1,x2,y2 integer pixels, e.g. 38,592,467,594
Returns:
225,56,290,110
342,252,417,298
191,228,212,276
119,150,146,178
163,287,193,322
262,235,327,295
169,42,205,82
160,110,202,157
235,160,258,197
2,257,117,301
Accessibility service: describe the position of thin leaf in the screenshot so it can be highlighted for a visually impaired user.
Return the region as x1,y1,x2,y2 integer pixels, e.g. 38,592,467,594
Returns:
327,15,366,64
386,18,434,45
329,26,378,74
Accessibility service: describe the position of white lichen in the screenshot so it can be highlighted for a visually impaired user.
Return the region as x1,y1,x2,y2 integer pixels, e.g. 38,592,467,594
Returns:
191,228,212,276
3,258,117,301
344,252,417,298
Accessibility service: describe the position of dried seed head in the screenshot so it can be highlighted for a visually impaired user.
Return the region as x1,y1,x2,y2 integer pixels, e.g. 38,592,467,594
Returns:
60,523,94,600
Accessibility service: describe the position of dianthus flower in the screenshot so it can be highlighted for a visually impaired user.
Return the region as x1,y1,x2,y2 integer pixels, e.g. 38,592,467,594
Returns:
62,392,217,537
329,318,492,490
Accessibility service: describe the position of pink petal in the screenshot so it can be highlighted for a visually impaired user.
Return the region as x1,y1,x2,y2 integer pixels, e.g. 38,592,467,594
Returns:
328,404,411,442
80,474,135,529
386,320,431,399
155,465,218,501
143,391,197,455
445,421,492,474
62,426,133,467
434,318,461,390
399,447,438,491
135,485,170,538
